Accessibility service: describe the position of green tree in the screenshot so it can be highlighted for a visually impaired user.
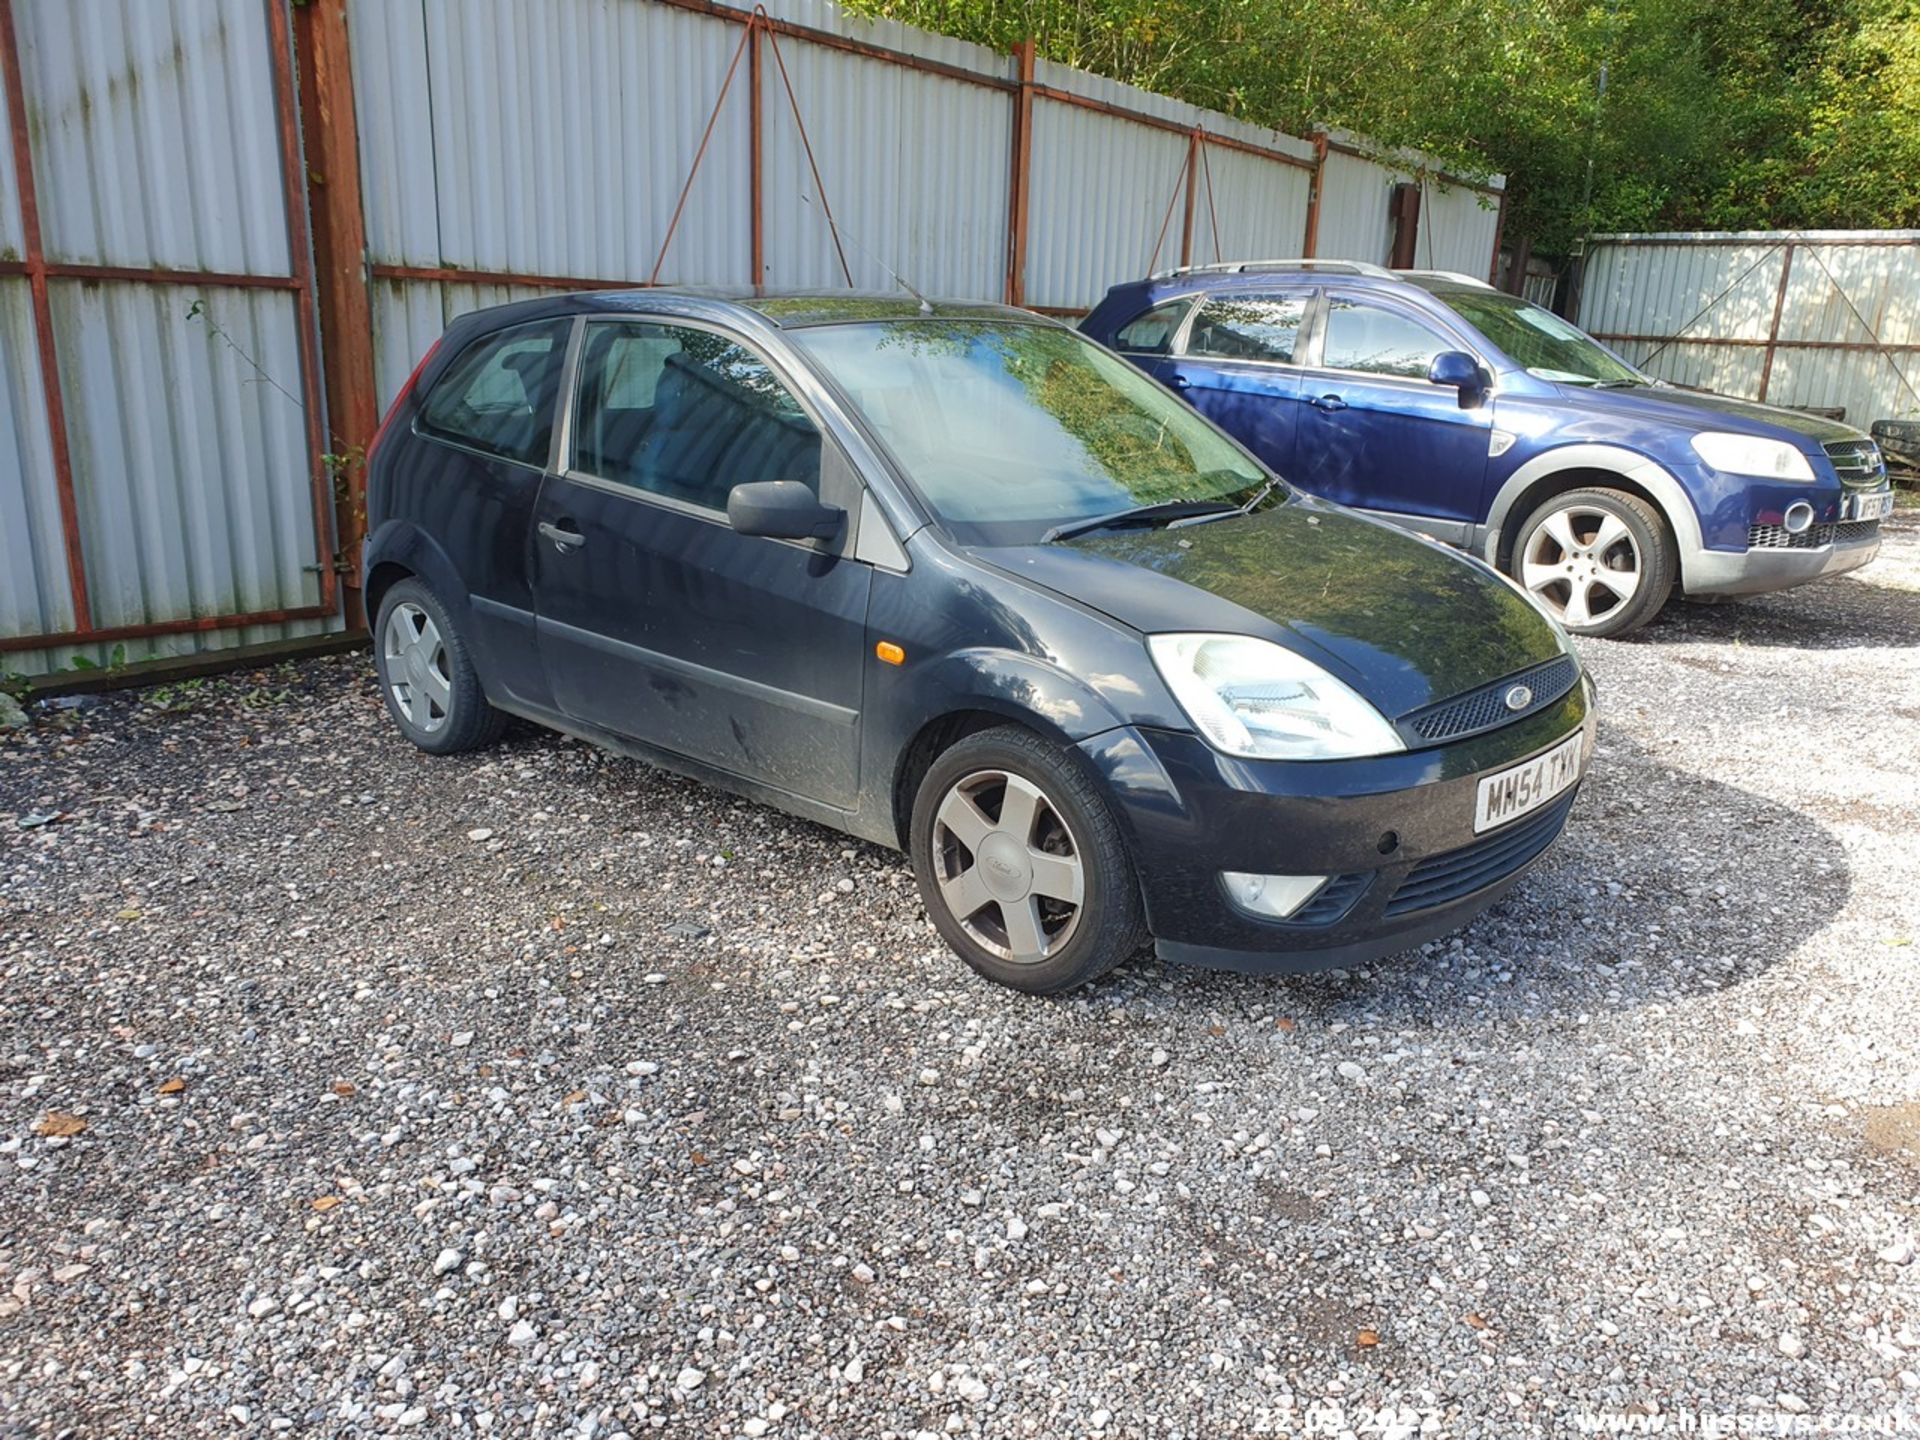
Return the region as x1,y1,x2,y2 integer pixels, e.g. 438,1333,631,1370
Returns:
841,0,1920,255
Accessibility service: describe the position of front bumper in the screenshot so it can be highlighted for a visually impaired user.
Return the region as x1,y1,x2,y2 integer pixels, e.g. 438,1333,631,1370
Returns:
1686,528,1881,597
1078,677,1596,973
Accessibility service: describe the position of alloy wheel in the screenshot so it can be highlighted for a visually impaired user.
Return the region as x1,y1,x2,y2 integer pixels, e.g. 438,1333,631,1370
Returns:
931,769,1086,966
383,601,453,735
1521,504,1643,628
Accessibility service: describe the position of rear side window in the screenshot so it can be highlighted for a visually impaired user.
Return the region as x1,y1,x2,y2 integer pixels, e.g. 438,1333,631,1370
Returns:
1320,298,1449,379
572,322,822,513
418,318,572,467
1187,294,1307,363
1113,300,1190,354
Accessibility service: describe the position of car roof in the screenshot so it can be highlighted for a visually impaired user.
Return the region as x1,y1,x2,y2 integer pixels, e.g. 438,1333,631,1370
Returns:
1130,261,1497,302
450,287,1043,336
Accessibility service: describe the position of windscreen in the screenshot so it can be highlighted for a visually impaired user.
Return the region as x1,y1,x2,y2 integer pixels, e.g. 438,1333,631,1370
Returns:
1435,291,1644,386
792,320,1269,546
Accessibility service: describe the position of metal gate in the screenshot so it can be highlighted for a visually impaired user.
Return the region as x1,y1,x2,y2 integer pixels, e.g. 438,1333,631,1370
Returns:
0,0,339,675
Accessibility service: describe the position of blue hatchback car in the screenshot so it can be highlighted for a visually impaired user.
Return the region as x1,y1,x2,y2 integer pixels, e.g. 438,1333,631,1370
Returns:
1083,261,1896,636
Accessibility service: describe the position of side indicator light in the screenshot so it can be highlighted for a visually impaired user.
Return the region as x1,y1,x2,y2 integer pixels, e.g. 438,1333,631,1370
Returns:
875,641,905,665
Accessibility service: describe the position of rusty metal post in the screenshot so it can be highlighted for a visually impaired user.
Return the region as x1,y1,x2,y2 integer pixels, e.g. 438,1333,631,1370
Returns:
1302,132,1327,258
1758,242,1795,402
0,0,92,634
749,15,764,286
265,0,339,620
1004,38,1035,306
1179,130,1199,268
1487,189,1508,286
292,0,379,628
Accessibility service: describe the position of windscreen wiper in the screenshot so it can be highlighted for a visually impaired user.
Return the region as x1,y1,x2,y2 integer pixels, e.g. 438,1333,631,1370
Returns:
1041,498,1242,544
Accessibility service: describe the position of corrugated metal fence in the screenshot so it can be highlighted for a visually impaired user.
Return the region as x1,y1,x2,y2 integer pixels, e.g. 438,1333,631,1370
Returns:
1,0,1505,675
1577,230,1920,428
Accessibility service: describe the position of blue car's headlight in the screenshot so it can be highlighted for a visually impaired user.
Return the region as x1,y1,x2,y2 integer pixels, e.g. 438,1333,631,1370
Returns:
1690,432,1816,482
1148,633,1405,761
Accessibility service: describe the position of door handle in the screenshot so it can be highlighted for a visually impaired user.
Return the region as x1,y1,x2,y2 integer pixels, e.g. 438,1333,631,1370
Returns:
538,520,586,550
1166,374,1191,391
1309,393,1347,412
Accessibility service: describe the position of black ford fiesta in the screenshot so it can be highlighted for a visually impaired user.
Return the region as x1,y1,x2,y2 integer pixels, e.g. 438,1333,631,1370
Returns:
363,291,1595,994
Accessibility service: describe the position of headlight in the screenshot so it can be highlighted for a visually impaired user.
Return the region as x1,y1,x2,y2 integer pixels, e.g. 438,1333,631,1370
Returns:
1689,432,1815,482
1147,633,1405,760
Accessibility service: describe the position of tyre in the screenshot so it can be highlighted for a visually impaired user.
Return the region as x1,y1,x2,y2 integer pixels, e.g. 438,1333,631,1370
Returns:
1509,487,1676,638
909,725,1146,994
373,578,507,754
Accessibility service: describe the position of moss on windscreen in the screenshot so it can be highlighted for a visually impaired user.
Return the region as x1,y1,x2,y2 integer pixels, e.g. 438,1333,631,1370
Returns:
858,319,1262,506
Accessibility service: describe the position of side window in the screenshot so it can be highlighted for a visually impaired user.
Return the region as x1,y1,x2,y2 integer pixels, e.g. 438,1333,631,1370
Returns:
572,322,822,513
1187,294,1308,363
1114,300,1191,355
1320,298,1449,379
418,319,571,466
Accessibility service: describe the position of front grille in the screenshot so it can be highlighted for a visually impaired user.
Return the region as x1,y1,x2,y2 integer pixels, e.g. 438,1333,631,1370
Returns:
1382,794,1575,918
1748,518,1882,549
1823,439,1887,486
1401,655,1580,746
1291,872,1369,926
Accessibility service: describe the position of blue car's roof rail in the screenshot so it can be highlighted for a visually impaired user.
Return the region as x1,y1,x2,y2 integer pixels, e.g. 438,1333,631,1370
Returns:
1147,257,1396,281
1398,268,1498,290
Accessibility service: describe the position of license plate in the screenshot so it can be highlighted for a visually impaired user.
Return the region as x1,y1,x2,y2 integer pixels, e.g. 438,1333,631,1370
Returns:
1848,488,1895,522
1474,731,1584,834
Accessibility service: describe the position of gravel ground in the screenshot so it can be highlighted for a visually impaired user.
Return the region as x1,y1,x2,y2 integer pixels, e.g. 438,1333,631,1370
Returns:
3,512,1918,1440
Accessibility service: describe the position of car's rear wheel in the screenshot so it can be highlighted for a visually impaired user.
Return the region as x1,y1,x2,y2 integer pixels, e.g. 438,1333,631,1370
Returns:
373,578,506,754
1511,487,1675,638
909,726,1146,994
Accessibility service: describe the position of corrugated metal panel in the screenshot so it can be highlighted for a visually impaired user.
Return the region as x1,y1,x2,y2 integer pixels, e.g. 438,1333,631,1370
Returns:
1025,90,1189,310
762,0,1006,80
1604,337,1768,399
370,279,570,411
354,0,749,284
1316,149,1394,265
1417,179,1499,280
761,36,1009,295
14,0,289,272
0,279,69,645
48,279,321,632
1578,234,1920,423
1193,142,1310,268
0,44,19,259
1580,240,1786,343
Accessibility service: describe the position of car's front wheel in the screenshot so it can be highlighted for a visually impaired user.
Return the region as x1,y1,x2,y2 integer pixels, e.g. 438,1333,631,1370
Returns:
909,726,1146,994
373,578,507,754
1511,487,1675,638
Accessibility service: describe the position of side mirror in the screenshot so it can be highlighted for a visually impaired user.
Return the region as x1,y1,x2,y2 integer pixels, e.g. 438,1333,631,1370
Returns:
726,480,844,541
1428,349,1487,402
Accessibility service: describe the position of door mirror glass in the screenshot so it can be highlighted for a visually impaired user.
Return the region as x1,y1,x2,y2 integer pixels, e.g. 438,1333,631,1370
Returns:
727,480,844,541
1428,349,1485,393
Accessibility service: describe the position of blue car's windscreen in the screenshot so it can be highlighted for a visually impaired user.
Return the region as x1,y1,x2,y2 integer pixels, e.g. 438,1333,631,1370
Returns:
1434,291,1644,387
793,320,1269,546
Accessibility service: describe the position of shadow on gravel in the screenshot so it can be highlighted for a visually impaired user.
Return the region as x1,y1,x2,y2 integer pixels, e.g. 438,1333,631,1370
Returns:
1637,576,1920,650
1141,733,1852,1024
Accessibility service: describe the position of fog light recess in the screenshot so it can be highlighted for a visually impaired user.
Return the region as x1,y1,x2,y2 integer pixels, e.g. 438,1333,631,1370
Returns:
1783,501,1815,534
1221,871,1329,919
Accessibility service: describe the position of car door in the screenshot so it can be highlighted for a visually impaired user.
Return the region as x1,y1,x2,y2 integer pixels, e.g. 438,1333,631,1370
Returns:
1291,291,1491,526
1161,290,1310,479
407,316,573,706
530,317,871,810
1107,297,1196,388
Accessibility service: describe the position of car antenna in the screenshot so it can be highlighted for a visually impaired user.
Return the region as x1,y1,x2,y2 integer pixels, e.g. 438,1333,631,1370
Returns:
798,191,934,314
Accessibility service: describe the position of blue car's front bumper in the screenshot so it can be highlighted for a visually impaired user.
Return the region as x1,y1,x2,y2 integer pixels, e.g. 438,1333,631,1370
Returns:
1079,677,1598,972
